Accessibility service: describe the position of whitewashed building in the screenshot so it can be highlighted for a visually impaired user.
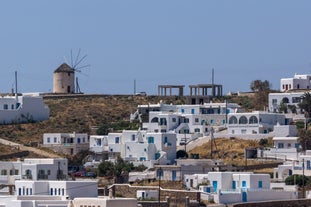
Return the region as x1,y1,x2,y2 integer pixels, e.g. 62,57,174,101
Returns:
134,101,240,145
184,174,209,189
0,157,121,207
0,158,68,186
89,129,176,168
15,180,98,198
268,91,310,117
196,172,297,204
153,159,227,182
257,124,300,162
0,94,49,124
280,74,311,92
227,111,289,135
42,132,89,155
89,135,108,153
274,151,311,181
0,195,70,207
258,137,301,161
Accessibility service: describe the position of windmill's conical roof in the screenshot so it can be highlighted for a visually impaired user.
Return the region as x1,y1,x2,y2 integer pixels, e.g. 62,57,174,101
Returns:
54,63,74,73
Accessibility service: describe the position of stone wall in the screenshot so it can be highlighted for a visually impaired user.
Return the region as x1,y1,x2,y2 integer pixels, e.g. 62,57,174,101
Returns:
232,199,311,207
110,184,200,206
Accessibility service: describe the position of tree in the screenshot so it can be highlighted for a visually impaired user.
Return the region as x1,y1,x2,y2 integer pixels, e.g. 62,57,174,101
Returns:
97,156,134,183
299,92,311,126
176,150,188,159
288,105,297,114
250,80,272,110
278,102,288,114
259,138,268,147
96,121,139,135
98,160,115,177
250,80,271,92
298,129,311,151
285,174,310,187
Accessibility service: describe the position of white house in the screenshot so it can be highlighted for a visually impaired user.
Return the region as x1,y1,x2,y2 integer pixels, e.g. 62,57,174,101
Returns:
15,180,98,198
42,132,89,155
184,174,209,189
0,190,136,207
0,94,49,124
89,129,176,168
0,195,70,207
137,190,158,200
227,111,289,135
153,159,227,182
0,158,68,186
200,172,297,204
89,135,108,153
273,161,295,182
136,101,241,145
268,91,310,117
280,74,311,92
258,137,301,161
0,157,122,207
273,151,311,182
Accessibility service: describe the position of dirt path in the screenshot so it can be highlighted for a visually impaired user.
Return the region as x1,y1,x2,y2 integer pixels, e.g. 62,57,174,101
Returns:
0,138,61,158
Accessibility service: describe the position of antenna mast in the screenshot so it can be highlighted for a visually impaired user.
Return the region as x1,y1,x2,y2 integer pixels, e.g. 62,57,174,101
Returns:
15,71,18,100
212,68,215,97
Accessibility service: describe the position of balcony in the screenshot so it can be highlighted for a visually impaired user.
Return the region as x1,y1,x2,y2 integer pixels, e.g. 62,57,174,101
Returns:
37,174,48,180
22,174,33,180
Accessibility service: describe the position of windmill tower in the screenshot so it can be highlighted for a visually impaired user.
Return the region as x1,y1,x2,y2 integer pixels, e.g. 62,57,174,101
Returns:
53,63,75,94
53,49,89,94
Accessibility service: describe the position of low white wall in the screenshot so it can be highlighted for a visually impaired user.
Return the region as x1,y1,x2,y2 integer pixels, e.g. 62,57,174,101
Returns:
216,190,241,204
216,189,297,204
246,189,297,202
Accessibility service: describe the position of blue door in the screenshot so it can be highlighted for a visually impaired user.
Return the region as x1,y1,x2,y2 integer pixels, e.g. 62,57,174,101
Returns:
307,160,311,170
213,181,218,192
258,181,262,188
172,170,176,181
242,191,247,202
232,181,236,189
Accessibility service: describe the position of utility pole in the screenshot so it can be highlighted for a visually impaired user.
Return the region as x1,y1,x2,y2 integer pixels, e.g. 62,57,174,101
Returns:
210,127,214,159
302,158,305,198
158,167,162,207
184,132,187,157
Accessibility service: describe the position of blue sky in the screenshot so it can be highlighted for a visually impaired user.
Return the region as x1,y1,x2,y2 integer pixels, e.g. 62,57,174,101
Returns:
0,1,311,95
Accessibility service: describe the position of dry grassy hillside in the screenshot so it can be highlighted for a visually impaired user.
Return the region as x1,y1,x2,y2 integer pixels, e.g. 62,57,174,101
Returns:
0,94,264,164
188,137,274,166
0,95,186,147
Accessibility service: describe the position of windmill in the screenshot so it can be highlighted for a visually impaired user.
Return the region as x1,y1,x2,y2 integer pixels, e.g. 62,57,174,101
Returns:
66,49,90,94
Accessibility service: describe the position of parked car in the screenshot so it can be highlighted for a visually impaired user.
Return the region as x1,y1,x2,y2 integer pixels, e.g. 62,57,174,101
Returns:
135,92,147,96
74,171,86,177
85,171,97,178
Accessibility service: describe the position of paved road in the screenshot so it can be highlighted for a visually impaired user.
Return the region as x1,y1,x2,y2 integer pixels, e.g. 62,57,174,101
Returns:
0,138,61,158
